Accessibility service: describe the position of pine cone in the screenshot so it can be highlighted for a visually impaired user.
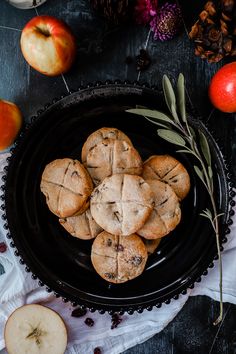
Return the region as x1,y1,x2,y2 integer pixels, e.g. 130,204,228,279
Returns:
189,0,236,62
90,0,135,24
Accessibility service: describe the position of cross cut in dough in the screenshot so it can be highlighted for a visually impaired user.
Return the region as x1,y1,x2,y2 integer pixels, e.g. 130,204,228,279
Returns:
90,174,154,236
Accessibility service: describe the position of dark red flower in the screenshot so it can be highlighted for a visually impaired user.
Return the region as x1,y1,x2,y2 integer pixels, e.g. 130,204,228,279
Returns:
134,0,158,25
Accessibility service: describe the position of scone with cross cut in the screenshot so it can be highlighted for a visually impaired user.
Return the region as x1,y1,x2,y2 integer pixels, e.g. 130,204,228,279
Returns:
90,174,154,236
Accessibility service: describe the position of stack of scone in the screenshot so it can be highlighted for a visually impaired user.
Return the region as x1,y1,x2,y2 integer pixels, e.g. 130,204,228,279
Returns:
40,128,190,284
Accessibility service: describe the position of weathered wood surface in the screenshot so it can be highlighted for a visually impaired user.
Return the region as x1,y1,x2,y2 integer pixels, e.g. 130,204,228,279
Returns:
0,0,236,353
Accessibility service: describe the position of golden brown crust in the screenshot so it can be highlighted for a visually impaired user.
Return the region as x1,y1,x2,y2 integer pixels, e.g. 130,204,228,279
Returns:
92,231,119,259
59,209,103,240
91,231,147,283
142,155,190,200
40,158,93,218
137,179,181,239
81,127,133,164
142,238,161,255
86,138,142,186
90,174,154,236
117,234,147,282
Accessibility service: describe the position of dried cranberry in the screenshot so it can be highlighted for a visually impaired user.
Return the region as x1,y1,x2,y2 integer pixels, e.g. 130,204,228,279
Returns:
71,171,80,178
84,317,94,327
107,239,112,247
115,244,124,252
94,347,102,354
111,313,122,329
0,242,7,253
104,272,115,280
71,307,87,318
131,256,142,266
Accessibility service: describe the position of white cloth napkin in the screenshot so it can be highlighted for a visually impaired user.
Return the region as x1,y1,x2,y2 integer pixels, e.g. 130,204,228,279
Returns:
0,152,235,354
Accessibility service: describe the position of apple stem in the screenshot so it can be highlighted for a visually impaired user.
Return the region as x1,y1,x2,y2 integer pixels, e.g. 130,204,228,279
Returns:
35,26,50,37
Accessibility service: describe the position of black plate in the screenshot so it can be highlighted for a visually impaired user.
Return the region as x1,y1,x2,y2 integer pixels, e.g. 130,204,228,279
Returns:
3,83,231,313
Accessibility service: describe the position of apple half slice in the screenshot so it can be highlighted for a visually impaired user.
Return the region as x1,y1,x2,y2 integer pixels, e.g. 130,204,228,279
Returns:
4,304,67,354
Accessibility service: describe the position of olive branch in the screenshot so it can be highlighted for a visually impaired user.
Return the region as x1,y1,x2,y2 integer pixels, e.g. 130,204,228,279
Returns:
126,74,224,325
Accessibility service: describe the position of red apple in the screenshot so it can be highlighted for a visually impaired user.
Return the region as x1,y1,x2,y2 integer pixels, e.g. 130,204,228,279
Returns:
20,15,76,76
0,100,22,151
208,62,236,113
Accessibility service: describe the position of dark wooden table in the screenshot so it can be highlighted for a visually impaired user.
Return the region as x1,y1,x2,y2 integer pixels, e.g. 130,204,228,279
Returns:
1,0,236,353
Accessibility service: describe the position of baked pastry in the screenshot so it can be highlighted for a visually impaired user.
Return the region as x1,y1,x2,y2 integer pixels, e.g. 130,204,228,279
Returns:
81,127,132,164
142,155,190,200
143,238,161,255
40,158,93,218
138,179,181,239
91,231,148,283
59,209,103,240
86,138,142,185
90,174,154,236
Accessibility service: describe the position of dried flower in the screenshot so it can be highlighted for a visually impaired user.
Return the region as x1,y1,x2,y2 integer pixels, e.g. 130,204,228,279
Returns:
134,0,158,25
150,2,182,41
136,49,151,71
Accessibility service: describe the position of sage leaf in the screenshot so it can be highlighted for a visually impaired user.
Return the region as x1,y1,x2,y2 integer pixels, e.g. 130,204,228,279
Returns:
177,73,186,122
145,116,169,129
189,126,196,140
157,129,186,147
204,208,212,218
194,165,205,185
200,212,211,220
199,130,211,166
126,108,174,124
208,165,213,179
213,213,225,222
162,75,176,115
171,102,180,123
176,149,195,155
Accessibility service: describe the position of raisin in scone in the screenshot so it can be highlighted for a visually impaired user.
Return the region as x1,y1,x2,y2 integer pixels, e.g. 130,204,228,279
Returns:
90,174,154,236
86,138,142,185
91,231,147,283
59,209,103,240
81,127,132,164
138,179,181,239
40,158,93,218
142,155,190,200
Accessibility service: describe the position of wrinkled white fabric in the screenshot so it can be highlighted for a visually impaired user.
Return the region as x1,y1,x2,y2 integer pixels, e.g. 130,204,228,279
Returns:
0,152,235,354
